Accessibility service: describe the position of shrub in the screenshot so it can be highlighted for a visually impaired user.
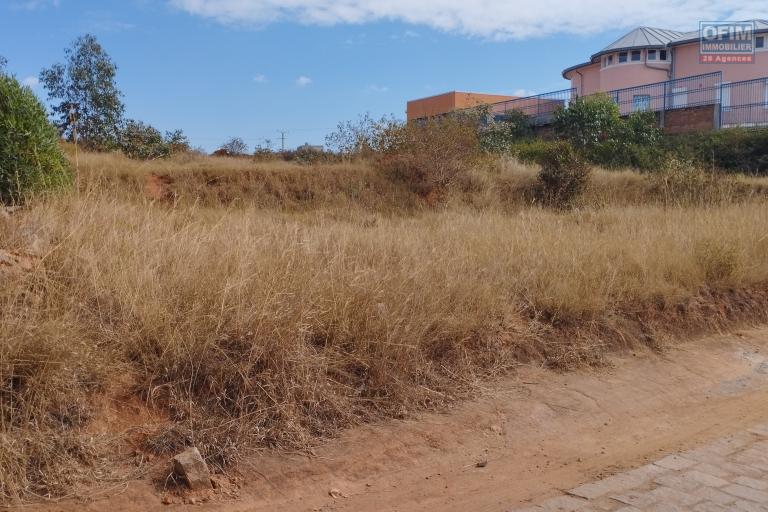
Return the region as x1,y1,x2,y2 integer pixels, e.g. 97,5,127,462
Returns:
118,120,188,160
665,128,768,174
534,141,590,208
553,93,622,150
508,139,562,165
0,74,71,203
373,116,480,199
479,109,533,153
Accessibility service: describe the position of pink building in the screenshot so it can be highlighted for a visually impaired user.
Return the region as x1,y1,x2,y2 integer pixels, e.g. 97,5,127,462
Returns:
563,22,768,96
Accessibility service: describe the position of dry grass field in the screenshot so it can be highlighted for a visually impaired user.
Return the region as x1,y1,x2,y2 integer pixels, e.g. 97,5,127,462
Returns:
2,150,768,502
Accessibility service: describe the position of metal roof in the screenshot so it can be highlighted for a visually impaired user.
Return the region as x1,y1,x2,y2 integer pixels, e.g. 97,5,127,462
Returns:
595,27,685,57
563,20,768,78
670,19,768,46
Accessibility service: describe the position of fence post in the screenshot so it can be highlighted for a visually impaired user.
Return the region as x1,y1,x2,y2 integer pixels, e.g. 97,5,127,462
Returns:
717,80,723,130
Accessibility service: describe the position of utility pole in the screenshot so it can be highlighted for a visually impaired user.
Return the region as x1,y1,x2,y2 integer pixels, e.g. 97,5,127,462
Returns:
277,130,288,152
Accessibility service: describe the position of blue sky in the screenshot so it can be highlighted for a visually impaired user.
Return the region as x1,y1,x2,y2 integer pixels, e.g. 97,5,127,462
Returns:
1,0,765,151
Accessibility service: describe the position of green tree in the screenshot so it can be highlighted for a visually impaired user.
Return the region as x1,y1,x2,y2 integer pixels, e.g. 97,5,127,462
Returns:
479,109,533,153
0,55,7,72
0,74,71,202
40,34,124,150
119,121,190,160
553,93,621,150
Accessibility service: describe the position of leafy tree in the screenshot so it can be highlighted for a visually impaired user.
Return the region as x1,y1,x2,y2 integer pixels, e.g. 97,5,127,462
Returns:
164,129,190,154
553,93,621,150
479,109,533,153
218,137,248,156
40,34,124,150
0,74,71,202
118,121,190,160
0,55,7,72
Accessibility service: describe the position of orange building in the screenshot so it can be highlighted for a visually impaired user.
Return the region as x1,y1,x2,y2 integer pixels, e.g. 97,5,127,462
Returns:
406,91,519,121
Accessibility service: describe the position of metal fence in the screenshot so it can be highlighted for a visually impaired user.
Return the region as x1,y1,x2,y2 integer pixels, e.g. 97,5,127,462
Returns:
449,71,768,131
603,72,723,116
720,77,768,128
488,88,575,126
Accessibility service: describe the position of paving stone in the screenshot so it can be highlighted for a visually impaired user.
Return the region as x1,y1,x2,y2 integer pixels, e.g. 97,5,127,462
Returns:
645,503,689,512
653,473,701,493
695,485,740,505
734,500,768,512
538,495,589,511
723,483,768,503
682,470,730,488
693,502,730,512
611,490,659,508
655,455,699,471
693,462,732,479
734,476,768,491
569,472,653,500
646,486,703,506
513,423,768,511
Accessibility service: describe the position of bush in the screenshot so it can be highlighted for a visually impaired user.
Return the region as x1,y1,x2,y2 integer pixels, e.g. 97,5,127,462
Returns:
534,141,590,208
665,128,768,174
504,139,558,165
553,93,621,150
479,109,533,153
118,120,188,160
0,74,71,203
373,116,481,199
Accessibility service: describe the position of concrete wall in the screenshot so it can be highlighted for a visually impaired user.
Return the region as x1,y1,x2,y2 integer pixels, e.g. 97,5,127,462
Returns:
407,92,518,121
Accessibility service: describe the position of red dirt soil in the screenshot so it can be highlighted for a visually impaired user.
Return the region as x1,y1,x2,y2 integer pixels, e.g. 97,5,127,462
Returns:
25,327,768,512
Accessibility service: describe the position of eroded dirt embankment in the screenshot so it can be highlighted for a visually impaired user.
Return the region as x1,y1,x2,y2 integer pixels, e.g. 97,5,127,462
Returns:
25,326,768,512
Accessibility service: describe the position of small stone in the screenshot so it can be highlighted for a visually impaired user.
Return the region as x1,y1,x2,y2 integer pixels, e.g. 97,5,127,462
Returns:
161,494,173,505
329,488,348,499
476,459,488,468
172,447,212,491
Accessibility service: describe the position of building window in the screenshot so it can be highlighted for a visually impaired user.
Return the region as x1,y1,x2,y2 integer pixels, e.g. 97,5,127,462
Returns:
631,50,642,61
757,36,765,49
659,50,668,61
648,49,657,60
619,51,628,63
632,94,651,112
607,54,614,65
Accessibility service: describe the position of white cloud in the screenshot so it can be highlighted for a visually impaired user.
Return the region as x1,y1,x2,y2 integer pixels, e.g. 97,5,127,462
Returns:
169,0,768,40
512,88,534,97
22,76,39,88
296,75,312,87
367,84,389,93
13,0,59,10
253,74,267,83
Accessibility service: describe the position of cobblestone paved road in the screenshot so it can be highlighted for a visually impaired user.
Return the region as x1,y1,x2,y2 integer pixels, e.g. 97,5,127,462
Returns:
512,422,768,512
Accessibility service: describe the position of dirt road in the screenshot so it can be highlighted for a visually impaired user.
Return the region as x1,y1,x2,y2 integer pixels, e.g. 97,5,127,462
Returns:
31,328,768,512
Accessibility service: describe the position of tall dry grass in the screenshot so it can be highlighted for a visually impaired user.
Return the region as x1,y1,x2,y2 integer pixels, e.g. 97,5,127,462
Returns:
2,151,768,501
